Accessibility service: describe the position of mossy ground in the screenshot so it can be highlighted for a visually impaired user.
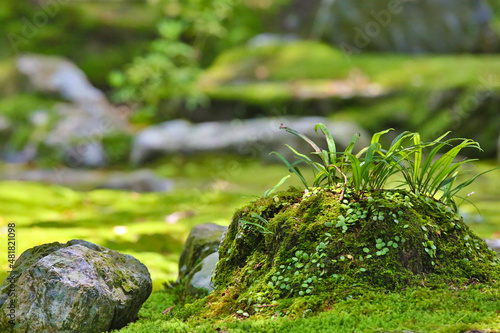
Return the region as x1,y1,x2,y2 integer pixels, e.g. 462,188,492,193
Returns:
0,157,499,332
114,284,500,333
202,41,500,104
0,158,499,289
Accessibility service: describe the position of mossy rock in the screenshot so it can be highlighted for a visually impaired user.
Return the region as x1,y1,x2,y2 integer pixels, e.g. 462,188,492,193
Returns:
210,187,500,315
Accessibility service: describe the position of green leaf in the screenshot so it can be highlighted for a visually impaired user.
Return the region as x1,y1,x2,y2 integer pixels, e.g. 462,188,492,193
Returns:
270,151,308,188
342,133,361,167
371,128,393,145
251,213,269,224
315,123,337,165
285,144,314,163
413,133,422,184
239,219,273,235
388,131,412,154
264,175,290,198
280,124,322,155
347,153,362,191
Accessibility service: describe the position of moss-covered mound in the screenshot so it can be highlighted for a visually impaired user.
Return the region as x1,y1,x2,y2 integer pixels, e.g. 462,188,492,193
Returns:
210,187,499,315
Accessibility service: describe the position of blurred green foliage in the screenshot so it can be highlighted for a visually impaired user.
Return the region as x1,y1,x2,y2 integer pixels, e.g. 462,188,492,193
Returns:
0,1,158,89
109,0,289,117
0,94,59,153
109,19,204,116
102,132,134,166
199,41,500,156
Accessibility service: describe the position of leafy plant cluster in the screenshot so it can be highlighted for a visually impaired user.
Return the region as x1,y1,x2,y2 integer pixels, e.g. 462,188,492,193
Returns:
273,123,490,211
109,0,288,119
109,17,205,115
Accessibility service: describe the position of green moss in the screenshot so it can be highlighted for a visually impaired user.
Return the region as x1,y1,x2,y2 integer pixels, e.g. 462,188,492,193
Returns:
203,82,293,104
0,159,498,294
200,43,500,158
207,187,499,318
0,94,60,122
0,180,252,290
114,281,500,332
203,41,349,85
102,132,133,166
0,155,498,331
200,41,500,136
203,41,500,94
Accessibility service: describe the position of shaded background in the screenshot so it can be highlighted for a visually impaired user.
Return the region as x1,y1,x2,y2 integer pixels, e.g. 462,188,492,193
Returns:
1,0,500,290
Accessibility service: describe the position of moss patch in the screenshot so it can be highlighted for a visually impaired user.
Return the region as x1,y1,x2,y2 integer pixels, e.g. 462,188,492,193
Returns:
115,281,500,333
206,187,499,318
202,41,500,99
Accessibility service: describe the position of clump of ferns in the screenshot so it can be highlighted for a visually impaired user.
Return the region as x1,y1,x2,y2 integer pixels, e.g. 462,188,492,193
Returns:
268,123,494,212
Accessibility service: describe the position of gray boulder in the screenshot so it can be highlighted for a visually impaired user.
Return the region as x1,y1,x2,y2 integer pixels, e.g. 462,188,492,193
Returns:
15,55,128,167
98,169,174,192
17,54,104,104
187,252,220,295
178,223,228,295
131,117,369,164
0,239,152,333
0,168,173,192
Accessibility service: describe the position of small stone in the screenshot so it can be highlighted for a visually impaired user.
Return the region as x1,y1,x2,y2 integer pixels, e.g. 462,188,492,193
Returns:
178,223,227,296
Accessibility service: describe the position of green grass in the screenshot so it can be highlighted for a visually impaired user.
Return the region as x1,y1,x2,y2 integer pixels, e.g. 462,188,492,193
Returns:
115,285,500,333
275,123,489,213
